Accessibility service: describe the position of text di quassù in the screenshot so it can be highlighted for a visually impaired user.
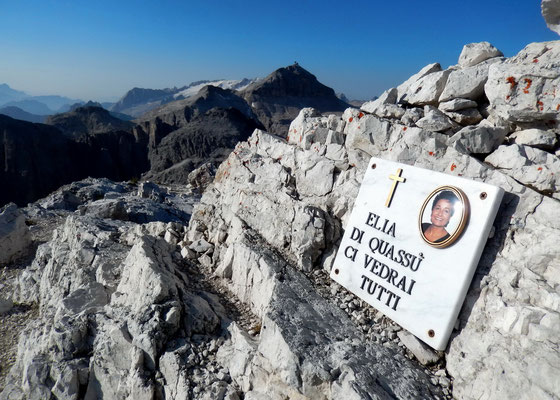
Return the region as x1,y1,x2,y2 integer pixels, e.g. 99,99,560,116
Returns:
342,212,425,311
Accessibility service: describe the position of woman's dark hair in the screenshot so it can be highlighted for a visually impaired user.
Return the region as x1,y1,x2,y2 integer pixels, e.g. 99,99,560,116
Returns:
431,190,459,217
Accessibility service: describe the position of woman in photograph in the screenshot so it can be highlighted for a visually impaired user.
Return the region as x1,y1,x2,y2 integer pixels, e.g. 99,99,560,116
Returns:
422,190,459,243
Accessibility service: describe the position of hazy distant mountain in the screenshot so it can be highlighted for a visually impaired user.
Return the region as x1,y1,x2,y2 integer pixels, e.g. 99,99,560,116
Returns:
0,83,82,115
3,99,53,115
110,87,183,117
101,101,116,110
0,83,28,104
239,63,349,134
0,106,46,123
111,79,258,118
69,101,135,121
46,106,135,139
33,95,81,113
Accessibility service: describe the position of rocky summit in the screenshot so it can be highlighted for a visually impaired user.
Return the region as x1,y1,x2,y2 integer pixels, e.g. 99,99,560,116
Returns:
1,17,560,400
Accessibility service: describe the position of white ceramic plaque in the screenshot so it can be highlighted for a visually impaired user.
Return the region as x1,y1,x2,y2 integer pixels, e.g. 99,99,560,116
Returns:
331,157,504,350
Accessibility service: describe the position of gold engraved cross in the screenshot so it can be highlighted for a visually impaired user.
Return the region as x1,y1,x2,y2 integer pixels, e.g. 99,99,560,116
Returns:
385,168,406,207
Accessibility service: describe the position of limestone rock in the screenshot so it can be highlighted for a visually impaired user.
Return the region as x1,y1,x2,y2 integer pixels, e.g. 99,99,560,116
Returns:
187,162,217,193
138,181,166,202
397,330,440,365
442,107,484,126
0,203,30,264
439,57,503,102
373,103,406,119
510,128,558,150
214,237,443,399
404,70,451,106
458,41,503,67
360,87,397,114
485,144,560,196
449,121,508,153
542,0,560,34
397,62,442,103
439,98,478,111
484,42,560,122
401,107,424,125
415,106,456,132
189,238,214,253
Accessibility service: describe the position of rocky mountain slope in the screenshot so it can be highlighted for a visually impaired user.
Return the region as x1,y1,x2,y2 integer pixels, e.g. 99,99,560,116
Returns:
46,106,135,139
1,14,559,399
0,114,148,207
133,85,262,184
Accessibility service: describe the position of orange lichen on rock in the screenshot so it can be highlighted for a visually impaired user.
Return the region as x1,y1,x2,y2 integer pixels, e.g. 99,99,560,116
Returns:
506,76,517,89
506,95,511,100
523,78,532,94
403,126,408,131
556,104,560,111
358,112,364,119
450,163,457,172
537,101,544,111
533,58,539,63
349,117,353,122
538,167,543,171
429,151,434,156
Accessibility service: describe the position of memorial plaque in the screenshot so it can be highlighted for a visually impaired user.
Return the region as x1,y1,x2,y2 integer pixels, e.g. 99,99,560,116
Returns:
330,157,504,350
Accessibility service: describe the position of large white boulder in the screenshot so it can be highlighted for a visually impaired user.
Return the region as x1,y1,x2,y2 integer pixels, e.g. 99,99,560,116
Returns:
485,144,560,197
403,70,451,106
485,42,560,122
439,57,503,102
415,105,456,132
397,62,442,102
448,120,508,154
458,41,503,67
510,128,558,149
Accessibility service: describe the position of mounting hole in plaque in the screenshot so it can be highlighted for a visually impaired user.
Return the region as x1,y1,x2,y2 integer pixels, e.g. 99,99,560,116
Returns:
418,186,470,248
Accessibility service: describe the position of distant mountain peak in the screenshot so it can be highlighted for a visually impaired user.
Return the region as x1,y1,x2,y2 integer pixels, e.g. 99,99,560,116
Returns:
241,64,338,99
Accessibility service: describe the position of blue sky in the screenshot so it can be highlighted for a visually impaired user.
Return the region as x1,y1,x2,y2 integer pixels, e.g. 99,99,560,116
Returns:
0,0,557,102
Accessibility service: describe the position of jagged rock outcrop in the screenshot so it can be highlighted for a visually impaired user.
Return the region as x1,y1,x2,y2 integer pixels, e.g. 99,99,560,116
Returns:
46,106,134,138
183,40,559,400
240,63,349,135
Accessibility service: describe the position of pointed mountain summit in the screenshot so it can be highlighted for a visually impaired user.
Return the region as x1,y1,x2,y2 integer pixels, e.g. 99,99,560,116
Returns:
240,63,349,134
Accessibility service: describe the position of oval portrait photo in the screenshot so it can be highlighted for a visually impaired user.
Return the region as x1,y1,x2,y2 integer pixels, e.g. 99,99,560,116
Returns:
419,186,470,248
